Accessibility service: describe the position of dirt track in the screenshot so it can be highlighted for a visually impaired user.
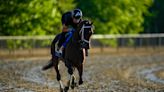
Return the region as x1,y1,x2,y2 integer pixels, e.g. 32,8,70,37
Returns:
0,53,164,92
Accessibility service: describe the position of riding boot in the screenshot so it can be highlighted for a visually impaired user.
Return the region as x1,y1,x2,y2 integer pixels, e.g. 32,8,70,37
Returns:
42,60,54,71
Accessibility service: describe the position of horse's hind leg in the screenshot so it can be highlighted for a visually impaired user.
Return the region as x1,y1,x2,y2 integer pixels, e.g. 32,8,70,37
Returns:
77,64,83,85
53,57,64,91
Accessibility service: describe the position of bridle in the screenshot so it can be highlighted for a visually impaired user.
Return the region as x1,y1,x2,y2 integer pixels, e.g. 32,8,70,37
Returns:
79,24,92,44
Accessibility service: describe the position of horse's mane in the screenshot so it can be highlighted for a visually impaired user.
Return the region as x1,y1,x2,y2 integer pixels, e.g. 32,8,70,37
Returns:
80,20,92,25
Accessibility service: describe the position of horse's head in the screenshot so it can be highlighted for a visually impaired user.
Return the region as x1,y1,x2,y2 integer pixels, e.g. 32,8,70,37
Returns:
78,20,94,49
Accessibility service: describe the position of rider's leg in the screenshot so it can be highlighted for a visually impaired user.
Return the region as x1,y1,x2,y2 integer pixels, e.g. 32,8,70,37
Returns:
42,32,67,71
57,29,73,58
42,34,62,71
57,32,67,48
42,31,68,71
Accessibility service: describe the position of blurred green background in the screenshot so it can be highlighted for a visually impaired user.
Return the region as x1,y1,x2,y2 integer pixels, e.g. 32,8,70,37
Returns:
0,0,163,36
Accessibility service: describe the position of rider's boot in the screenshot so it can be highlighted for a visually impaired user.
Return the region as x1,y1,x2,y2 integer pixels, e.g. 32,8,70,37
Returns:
42,60,54,71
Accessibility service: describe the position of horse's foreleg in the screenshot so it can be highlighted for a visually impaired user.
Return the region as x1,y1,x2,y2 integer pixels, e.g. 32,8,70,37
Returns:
53,58,64,91
65,61,76,90
77,64,83,85
67,70,76,89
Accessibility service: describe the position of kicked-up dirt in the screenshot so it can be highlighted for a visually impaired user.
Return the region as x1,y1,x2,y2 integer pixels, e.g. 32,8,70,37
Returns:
0,53,164,92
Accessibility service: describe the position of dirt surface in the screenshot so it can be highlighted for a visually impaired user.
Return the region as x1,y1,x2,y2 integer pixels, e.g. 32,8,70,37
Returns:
0,53,164,92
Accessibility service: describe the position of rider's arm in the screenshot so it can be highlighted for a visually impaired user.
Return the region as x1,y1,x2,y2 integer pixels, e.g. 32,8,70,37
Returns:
62,31,73,48
51,34,61,55
58,31,73,53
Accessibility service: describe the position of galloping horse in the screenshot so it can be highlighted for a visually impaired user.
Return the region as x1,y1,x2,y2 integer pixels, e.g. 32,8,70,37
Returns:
51,20,94,92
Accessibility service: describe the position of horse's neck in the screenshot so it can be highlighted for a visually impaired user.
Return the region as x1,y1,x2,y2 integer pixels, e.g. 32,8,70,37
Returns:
70,31,80,46
71,22,84,45
67,22,83,49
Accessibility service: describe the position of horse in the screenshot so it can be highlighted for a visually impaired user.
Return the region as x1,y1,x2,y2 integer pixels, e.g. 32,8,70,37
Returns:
51,20,94,92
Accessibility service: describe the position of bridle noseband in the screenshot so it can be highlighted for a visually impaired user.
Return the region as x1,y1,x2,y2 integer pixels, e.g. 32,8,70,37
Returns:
79,24,92,44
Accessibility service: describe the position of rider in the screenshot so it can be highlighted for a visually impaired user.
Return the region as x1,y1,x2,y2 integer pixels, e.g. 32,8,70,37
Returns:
42,9,85,71
56,9,83,57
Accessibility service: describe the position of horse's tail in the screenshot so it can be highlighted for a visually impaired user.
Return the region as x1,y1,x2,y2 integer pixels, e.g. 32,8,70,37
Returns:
51,33,61,56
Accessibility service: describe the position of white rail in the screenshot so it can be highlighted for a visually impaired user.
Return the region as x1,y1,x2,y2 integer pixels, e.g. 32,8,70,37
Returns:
0,34,164,40
92,34,164,39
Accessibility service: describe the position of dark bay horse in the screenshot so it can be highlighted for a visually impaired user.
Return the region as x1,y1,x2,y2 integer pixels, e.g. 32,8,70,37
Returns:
51,20,94,91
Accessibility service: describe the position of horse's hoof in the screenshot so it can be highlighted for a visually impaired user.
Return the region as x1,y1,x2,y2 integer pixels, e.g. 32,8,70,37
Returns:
79,80,83,85
71,82,77,89
70,76,76,89
64,86,69,92
60,85,65,92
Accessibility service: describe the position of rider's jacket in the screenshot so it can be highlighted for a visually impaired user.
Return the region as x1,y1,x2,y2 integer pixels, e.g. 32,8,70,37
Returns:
59,11,83,48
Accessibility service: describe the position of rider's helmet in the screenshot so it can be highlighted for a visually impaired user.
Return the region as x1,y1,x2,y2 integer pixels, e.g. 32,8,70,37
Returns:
72,9,83,19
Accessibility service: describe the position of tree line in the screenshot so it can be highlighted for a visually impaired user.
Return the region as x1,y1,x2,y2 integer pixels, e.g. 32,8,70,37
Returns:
0,0,163,36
